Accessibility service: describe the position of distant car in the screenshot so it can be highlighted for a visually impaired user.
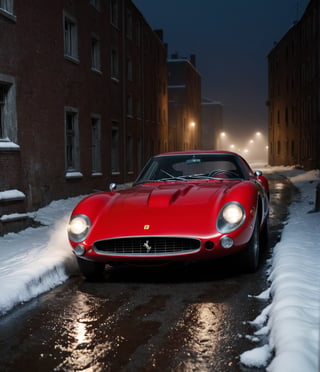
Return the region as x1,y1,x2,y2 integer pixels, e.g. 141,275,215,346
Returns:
68,151,269,280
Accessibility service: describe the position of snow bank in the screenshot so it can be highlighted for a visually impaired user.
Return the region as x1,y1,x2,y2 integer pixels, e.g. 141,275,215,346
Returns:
241,168,320,371
0,196,83,315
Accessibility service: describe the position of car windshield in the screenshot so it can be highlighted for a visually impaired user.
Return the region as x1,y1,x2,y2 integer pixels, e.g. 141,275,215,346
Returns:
135,153,246,184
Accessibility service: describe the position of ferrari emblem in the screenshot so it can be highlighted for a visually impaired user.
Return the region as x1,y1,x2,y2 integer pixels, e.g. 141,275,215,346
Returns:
144,224,150,230
143,240,152,253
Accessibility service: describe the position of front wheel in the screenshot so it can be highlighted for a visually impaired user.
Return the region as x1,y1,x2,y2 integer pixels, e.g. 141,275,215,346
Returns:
240,217,260,273
77,258,105,281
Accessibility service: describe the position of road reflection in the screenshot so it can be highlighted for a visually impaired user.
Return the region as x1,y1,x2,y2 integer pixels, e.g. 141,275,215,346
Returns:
52,291,116,371
176,302,226,371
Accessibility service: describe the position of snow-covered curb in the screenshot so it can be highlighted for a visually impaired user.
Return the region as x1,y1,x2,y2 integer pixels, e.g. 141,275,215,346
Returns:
0,196,83,316
241,168,320,371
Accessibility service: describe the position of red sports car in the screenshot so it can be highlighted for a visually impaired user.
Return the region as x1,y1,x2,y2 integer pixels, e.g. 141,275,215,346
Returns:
68,151,269,280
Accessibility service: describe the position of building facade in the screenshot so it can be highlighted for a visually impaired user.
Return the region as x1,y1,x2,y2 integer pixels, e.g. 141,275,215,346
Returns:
0,0,168,227
268,0,320,169
200,98,223,150
167,55,201,151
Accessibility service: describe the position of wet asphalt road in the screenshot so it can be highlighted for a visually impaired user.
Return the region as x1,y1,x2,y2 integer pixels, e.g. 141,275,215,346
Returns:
0,172,296,372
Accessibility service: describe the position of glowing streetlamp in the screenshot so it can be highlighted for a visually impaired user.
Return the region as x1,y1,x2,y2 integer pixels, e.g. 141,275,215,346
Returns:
218,132,227,150
190,121,196,149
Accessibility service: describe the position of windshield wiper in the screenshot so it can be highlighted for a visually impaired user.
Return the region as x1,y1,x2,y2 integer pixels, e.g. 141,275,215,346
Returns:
158,177,186,182
182,174,214,180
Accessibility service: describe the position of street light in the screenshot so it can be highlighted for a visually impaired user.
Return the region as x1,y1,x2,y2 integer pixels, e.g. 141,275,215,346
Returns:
190,121,196,149
218,132,227,150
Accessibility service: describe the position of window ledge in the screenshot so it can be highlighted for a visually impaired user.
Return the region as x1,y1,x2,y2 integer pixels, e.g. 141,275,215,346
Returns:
65,171,83,179
0,212,29,222
92,172,103,177
91,67,102,75
64,55,80,64
0,9,16,22
0,140,20,151
0,189,25,203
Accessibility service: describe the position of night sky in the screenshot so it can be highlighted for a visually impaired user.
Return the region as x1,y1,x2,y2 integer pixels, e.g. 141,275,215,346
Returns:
133,0,310,146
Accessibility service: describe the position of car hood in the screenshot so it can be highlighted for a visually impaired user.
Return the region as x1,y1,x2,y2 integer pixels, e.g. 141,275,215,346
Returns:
78,181,245,240
115,182,232,208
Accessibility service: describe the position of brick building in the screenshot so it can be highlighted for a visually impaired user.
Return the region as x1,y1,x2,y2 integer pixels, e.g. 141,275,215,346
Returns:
201,98,223,150
268,0,320,169
0,0,168,228
167,54,201,151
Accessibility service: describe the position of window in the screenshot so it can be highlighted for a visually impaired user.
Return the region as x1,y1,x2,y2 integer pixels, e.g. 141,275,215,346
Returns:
64,13,78,61
137,99,141,118
137,137,142,171
127,136,133,173
136,21,141,47
91,116,101,174
65,108,80,172
126,9,132,39
91,35,101,72
0,76,17,144
111,125,120,174
111,48,119,80
277,140,281,155
0,85,7,138
127,94,133,117
127,57,133,81
89,0,100,10
0,0,13,14
291,141,295,157
110,0,119,27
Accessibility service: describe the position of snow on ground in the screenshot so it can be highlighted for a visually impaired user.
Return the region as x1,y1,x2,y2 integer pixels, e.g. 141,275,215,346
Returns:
0,196,83,315
0,168,319,371
240,166,320,371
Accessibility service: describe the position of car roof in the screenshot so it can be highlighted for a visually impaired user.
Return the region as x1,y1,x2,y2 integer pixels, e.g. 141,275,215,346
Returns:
153,150,240,157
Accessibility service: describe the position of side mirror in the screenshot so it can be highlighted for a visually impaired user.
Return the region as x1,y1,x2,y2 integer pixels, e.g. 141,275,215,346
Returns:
109,182,117,192
254,170,263,177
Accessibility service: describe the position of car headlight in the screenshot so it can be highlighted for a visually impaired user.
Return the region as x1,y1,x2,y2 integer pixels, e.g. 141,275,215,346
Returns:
68,214,91,242
217,202,245,233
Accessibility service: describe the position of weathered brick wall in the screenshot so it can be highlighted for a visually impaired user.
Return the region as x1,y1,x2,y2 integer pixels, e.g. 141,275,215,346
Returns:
0,150,22,191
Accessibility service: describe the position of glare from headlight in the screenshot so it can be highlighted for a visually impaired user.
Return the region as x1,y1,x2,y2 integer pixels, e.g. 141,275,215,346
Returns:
222,204,243,224
217,202,245,233
68,214,91,242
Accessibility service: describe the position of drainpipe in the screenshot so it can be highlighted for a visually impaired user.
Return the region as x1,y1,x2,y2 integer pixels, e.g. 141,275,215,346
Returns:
121,0,127,182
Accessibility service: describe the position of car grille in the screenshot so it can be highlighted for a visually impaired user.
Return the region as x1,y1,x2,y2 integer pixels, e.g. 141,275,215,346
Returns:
93,237,201,257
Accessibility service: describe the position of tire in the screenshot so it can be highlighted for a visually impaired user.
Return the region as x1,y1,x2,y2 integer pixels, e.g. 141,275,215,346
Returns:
241,217,260,273
77,257,105,281
260,217,269,249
